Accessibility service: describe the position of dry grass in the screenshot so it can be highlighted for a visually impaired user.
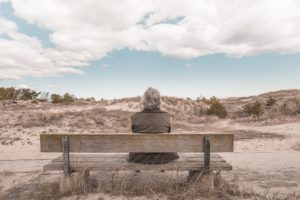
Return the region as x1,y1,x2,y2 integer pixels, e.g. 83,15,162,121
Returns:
291,143,300,151
57,170,300,200
1,167,299,200
0,136,21,145
0,170,14,177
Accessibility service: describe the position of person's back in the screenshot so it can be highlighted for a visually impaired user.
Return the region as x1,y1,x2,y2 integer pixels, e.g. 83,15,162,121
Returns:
131,108,170,133
127,87,179,164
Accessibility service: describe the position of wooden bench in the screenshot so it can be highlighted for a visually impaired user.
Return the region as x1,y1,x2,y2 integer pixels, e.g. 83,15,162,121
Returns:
41,133,234,191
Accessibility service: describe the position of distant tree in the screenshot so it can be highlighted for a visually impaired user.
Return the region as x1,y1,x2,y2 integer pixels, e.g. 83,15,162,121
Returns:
207,97,227,118
62,93,75,104
244,101,263,118
51,94,63,103
0,87,18,100
0,87,41,100
266,96,276,107
86,97,96,101
0,87,9,100
18,88,40,100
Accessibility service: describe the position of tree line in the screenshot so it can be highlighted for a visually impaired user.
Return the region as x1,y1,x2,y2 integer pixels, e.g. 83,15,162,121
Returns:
0,87,80,104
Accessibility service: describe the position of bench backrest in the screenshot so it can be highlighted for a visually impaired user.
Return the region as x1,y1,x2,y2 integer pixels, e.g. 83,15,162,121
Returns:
40,133,234,153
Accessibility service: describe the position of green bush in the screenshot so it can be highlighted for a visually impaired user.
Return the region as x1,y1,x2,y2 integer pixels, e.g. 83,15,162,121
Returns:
63,93,75,104
51,94,63,103
266,96,276,107
0,87,16,100
244,101,263,118
206,97,227,118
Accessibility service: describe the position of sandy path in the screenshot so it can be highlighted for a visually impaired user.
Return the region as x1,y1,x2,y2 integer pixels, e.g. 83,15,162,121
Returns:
221,152,300,197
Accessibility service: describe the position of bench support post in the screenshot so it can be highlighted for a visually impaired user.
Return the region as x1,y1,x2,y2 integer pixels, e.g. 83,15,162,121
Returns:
188,135,211,182
203,136,210,175
62,136,70,177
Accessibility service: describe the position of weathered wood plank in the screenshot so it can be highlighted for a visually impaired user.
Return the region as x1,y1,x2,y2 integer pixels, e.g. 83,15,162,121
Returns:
44,159,232,171
45,153,232,171
40,133,234,153
52,157,227,163
52,157,226,163
54,153,224,160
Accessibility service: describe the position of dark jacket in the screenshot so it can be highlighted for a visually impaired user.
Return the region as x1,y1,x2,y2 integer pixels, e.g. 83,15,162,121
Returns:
127,109,179,164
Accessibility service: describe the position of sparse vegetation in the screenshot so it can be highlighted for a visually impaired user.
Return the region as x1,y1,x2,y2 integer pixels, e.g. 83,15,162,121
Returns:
0,87,40,101
280,97,300,115
266,96,276,107
0,87,17,100
50,93,76,104
51,93,63,103
1,168,297,200
244,101,264,118
85,97,96,101
63,93,75,104
206,97,227,118
18,89,40,100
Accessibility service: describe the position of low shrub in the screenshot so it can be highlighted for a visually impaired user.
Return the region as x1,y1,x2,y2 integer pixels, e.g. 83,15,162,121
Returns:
266,96,276,107
51,94,63,103
63,93,75,104
207,97,227,118
244,101,263,118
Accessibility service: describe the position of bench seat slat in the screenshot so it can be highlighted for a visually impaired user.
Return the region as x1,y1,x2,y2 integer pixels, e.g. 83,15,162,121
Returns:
44,153,232,171
44,161,232,171
52,155,226,162
53,153,224,161
51,158,227,163
52,153,225,159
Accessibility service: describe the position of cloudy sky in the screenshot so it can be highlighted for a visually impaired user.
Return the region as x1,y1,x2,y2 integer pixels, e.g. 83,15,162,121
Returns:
1,0,300,99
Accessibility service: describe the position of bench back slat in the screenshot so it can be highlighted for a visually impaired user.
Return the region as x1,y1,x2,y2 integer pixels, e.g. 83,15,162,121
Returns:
40,133,234,153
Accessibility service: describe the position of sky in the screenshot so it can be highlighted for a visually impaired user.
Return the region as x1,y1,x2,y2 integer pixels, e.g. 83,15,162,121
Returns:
0,0,300,99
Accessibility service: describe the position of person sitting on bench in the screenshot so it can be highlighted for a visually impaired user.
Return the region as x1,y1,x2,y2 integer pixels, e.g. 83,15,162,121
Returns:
127,87,179,164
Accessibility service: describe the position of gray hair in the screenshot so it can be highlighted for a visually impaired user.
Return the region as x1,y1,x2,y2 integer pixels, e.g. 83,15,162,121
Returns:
142,87,161,111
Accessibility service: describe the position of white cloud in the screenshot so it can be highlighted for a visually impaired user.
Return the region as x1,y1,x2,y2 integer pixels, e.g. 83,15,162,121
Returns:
101,64,109,68
1,0,300,79
0,16,85,79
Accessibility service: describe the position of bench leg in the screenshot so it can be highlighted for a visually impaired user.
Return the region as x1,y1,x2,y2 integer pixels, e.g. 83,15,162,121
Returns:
62,136,70,177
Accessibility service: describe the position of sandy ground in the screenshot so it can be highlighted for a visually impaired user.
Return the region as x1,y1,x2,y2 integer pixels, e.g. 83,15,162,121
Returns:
1,102,300,199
